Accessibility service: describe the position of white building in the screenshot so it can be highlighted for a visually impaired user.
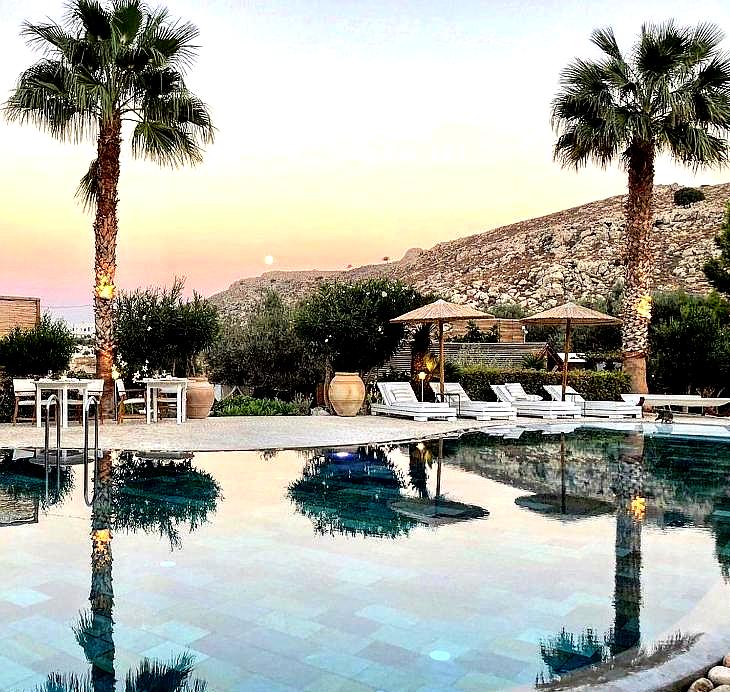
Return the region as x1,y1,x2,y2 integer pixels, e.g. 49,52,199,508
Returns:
70,321,95,339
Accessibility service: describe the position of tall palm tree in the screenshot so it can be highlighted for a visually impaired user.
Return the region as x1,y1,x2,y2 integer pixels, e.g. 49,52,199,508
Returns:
552,22,730,392
5,0,214,413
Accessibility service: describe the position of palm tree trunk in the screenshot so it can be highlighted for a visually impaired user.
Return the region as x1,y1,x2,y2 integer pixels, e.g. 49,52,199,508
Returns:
94,115,122,418
621,139,655,393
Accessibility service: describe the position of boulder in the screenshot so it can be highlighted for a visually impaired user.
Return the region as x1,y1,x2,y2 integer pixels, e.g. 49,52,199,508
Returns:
709,667,730,686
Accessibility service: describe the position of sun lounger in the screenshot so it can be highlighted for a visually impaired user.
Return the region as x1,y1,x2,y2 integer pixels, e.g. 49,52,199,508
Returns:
621,393,730,409
544,385,642,419
492,384,581,419
371,382,457,422
429,382,516,421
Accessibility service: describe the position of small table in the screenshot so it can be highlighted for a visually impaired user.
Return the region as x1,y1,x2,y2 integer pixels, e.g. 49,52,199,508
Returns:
138,378,188,424
35,379,94,428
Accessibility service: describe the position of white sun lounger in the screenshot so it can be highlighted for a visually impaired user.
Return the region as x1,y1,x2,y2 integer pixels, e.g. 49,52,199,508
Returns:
492,384,581,419
429,382,516,421
371,382,457,422
544,385,642,419
621,394,730,409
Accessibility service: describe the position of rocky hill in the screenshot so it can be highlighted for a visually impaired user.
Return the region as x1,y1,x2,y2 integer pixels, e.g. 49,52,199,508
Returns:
211,183,729,319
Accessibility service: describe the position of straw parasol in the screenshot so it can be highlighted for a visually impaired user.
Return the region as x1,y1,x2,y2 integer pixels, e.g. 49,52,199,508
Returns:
390,299,492,398
521,302,621,401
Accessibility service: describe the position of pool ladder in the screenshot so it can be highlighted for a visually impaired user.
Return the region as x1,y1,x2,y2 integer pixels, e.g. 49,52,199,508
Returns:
42,394,100,506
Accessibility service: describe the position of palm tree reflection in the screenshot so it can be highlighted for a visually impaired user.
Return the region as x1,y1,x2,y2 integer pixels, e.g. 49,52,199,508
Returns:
34,450,218,691
539,433,645,682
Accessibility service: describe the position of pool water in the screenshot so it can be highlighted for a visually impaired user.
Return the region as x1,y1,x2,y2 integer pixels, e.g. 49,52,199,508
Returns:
0,429,729,691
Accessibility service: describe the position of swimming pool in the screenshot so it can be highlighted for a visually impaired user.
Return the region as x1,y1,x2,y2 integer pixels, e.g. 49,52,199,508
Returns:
0,428,729,690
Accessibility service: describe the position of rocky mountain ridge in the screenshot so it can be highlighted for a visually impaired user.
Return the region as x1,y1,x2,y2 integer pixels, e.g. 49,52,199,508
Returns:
211,183,730,319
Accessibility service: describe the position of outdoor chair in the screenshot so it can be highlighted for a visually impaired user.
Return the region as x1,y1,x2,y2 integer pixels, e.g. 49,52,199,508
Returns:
543,385,641,419
155,384,182,420
67,379,105,424
115,379,146,424
12,379,55,426
429,382,516,421
492,383,581,419
371,382,457,421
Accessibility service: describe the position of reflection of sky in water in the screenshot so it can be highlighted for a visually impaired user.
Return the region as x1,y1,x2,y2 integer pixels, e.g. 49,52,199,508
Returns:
0,432,727,690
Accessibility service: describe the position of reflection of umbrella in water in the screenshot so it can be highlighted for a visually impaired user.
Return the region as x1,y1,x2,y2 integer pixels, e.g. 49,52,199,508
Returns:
514,434,613,519
392,439,489,526
390,299,493,399
521,302,621,401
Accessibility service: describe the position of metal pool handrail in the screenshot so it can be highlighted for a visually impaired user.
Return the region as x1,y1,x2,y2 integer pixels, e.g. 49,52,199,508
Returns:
44,394,61,502
83,395,99,507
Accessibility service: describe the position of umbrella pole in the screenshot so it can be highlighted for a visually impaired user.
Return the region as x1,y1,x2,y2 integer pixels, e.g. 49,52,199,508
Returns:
561,318,571,401
438,321,445,400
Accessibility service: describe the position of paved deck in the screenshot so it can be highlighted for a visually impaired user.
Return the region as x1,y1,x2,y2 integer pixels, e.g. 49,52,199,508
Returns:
2,413,729,452
0,415,492,451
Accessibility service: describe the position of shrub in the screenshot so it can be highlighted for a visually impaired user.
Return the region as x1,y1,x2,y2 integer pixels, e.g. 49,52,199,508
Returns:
207,290,321,397
673,186,705,206
648,291,730,394
0,314,75,376
115,278,220,378
211,395,302,416
454,365,631,401
294,278,433,375
521,352,546,370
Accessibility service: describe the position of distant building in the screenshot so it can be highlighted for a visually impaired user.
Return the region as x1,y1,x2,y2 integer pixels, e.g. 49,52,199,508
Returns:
0,296,40,337
70,321,95,339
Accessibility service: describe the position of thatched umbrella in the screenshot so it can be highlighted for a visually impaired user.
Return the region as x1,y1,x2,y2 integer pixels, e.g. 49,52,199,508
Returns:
521,302,621,401
390,299,492,399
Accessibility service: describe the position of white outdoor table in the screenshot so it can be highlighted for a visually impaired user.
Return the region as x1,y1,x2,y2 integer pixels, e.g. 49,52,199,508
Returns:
138,377,188,424
35,379,94,428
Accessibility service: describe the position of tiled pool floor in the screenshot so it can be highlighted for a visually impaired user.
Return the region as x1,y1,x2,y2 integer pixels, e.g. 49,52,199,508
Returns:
0,431,729,690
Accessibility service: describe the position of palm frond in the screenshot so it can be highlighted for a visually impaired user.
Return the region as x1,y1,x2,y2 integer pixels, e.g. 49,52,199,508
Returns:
142,18,199,71
125,653,207,691
34,672,93,692
76,157,100,211
663,124,729,168
141,86,214,142
591,27,623,62
3,59,97,142
66,0,112,40
131,119,204,166
111,0,145,45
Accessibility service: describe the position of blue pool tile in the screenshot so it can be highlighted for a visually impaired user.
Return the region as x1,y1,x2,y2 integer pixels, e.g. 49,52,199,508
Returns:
357,604,420,628
232,674,298,692
0,656,37,687
0,588,51,608
304,650,372,677
140,640,209,664
147,619,210,644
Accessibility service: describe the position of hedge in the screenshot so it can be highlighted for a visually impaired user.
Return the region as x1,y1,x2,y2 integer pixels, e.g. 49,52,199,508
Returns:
455,366,631,402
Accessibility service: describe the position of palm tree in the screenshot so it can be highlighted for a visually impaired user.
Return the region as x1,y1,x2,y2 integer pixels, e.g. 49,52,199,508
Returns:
4,0,214,413
552,22,730,392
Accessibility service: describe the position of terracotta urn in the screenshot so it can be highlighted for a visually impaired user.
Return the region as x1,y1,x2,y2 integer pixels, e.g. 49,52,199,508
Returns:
186,376,215,419
328,372,366,416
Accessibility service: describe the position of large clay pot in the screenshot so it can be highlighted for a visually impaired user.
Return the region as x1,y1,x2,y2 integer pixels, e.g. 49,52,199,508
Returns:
328,372,366,417
186,376,215,419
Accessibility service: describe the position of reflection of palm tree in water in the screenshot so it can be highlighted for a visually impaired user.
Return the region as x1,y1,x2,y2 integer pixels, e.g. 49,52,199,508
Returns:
609,434,644,656
35,451,214,691
540,434,645,681
76,451,115,689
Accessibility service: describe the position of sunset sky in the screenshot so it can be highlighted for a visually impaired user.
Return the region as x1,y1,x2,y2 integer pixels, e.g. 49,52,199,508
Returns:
2,0,730,322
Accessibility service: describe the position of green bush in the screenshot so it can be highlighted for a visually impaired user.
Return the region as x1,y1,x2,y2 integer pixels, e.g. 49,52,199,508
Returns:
115,278,220,378
211,395,305,417
454,365,631,401
0,314,75,376
673,186,705,206
207,290,322,398
294,278,433,374
449,321,499,343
